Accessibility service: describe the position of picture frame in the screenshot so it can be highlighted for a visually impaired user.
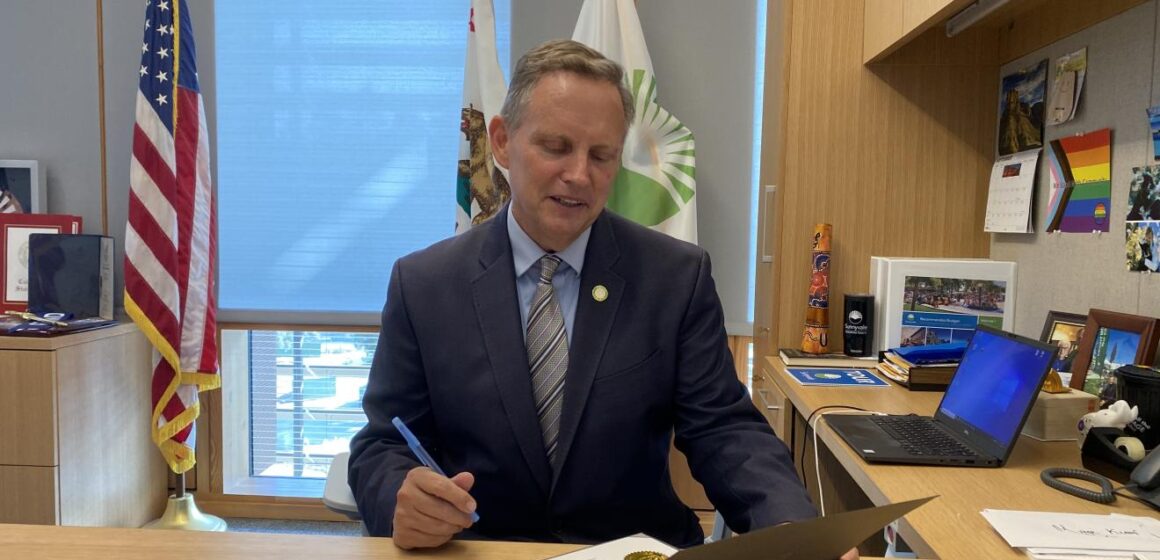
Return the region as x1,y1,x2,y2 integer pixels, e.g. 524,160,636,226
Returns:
1038,310,1088,383
869,257,1017,353
1069,308,1160,399
0,160,47,213
0,214,82,313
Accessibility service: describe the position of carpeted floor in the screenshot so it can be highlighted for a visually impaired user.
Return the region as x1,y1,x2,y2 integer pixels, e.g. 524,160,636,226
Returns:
223,517,364,537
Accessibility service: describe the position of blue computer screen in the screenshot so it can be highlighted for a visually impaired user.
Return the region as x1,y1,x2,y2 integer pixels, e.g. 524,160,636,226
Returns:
938,328,1054,446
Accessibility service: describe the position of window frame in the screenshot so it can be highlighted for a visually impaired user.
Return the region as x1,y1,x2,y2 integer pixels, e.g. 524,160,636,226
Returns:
193,323,378,518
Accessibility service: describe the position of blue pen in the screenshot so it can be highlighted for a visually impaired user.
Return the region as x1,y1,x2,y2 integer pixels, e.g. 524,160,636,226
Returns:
391,416,480,523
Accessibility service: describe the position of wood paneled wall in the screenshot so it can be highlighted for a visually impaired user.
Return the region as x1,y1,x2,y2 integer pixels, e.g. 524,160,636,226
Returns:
760,0,999,353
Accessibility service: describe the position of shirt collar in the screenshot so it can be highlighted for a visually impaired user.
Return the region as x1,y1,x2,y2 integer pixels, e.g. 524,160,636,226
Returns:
507,210,590,279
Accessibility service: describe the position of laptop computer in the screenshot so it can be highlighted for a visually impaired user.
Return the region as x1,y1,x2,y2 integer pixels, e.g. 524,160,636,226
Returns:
825,326,1057,467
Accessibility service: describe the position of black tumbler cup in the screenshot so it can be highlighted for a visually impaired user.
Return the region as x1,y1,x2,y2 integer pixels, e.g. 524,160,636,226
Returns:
843,293,874,357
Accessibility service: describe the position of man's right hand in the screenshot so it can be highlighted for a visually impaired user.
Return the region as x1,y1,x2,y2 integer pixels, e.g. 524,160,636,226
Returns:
392,466,477,549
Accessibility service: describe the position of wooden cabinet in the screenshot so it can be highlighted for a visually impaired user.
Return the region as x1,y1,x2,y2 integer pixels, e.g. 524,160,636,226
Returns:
0,324,167,526
863,0,972,63
863,0,1148,64
751,361,791,443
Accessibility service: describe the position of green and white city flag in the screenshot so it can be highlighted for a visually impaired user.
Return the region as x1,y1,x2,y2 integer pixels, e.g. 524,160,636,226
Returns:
456,0,509,233
573,0,697,243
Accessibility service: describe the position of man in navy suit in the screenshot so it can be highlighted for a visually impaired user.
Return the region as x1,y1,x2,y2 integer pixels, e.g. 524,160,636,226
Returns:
349,39,827,552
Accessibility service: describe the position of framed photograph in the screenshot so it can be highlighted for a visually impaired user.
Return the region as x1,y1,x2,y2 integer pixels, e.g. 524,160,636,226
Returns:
0,214,82,313
1069,309,1160,401
1039,310,1088,383
0,160,47,214
869,257,1017,352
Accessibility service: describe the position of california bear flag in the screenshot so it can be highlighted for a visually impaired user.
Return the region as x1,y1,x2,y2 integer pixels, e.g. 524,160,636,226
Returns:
456,0,509,233
573,0,697,243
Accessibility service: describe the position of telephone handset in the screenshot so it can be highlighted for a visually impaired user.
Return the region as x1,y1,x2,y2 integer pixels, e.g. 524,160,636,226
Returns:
1041,428,1160,510
1129,446,1160,492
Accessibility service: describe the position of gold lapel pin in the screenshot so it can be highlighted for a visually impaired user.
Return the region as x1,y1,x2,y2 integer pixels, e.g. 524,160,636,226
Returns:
592,285,609,302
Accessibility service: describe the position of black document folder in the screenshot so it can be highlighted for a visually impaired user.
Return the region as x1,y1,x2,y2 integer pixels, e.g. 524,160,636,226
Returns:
27,234,114,320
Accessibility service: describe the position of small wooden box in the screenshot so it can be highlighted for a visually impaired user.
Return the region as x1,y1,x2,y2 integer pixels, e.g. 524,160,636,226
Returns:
1022,390,1098,441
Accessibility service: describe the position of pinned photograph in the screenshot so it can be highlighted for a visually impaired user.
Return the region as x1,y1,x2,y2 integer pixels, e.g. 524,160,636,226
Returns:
1127,166,1160,273
1047,48,1086,126
998,59,1047,156
1149,106,1160,161
1126,222,1160,272
1127,165,1160,222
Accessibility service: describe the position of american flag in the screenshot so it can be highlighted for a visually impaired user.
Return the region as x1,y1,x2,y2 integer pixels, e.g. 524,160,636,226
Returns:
124,0,219,474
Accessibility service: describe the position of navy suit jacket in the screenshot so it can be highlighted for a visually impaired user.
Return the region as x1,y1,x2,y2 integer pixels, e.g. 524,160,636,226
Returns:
348,208,816,547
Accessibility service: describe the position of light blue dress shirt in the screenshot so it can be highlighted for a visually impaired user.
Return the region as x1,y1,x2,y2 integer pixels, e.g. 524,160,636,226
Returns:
507,213,589,344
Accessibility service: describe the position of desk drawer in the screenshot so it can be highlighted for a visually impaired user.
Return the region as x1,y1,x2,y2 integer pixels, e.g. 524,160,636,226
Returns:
753,366,791,442
0,350,57,466
0,465,58,524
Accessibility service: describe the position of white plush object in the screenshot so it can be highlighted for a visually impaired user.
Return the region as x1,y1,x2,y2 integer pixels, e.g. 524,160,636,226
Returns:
1077,400,1140,448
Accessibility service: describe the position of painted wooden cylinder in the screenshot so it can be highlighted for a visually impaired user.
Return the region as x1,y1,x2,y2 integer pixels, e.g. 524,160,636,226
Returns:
801,223,832,353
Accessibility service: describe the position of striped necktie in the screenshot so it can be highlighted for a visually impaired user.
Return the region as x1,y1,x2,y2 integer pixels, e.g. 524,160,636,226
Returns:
526,254,568,467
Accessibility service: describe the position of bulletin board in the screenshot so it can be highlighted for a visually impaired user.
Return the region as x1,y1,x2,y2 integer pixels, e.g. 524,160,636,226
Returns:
990,0,1160,343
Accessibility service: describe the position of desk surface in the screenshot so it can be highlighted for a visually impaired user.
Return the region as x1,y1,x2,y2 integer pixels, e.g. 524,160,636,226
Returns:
0,524,894,559
767,356,1159,560
0,322,136,350
0,523,583,559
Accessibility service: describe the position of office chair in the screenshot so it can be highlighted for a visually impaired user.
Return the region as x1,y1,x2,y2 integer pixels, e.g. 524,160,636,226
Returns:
707,511,733,543
323,451,362,521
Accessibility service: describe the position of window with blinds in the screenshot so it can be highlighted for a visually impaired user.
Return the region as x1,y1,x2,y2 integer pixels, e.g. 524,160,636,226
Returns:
214,1,510,493
247,330,377,480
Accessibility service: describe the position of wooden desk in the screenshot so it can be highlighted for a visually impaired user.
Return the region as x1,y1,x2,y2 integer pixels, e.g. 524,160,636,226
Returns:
763,356,1159,560
0,523,583,559
0,523,894,559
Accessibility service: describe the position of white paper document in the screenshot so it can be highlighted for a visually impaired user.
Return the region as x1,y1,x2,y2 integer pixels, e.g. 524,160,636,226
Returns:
982,509,1160,556
548,534,678,559
985,149,1041,233
1026,547,1137,559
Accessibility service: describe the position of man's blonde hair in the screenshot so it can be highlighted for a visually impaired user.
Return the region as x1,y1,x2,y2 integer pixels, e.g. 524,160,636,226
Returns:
500,39,634,132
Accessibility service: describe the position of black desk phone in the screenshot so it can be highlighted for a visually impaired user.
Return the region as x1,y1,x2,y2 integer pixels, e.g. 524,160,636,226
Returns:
1041,427,1160,509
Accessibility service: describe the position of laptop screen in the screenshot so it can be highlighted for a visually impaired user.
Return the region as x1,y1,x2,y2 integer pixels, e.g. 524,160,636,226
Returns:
935,327,1055,457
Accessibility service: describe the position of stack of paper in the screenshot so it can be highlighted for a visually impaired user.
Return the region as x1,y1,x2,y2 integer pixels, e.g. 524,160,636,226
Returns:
982,509,1160,559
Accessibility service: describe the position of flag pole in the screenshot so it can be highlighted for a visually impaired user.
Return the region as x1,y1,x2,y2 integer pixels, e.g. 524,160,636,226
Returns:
131,0,224,532
143,472,227,531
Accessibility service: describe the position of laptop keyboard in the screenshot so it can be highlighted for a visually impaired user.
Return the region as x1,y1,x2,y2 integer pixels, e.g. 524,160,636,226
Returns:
870,416,979,458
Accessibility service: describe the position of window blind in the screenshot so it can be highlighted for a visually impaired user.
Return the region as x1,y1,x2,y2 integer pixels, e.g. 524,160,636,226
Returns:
215,1,511,323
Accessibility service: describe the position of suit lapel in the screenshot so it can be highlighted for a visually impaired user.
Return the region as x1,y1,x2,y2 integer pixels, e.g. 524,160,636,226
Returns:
552,212,623,492
471,209,552,494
